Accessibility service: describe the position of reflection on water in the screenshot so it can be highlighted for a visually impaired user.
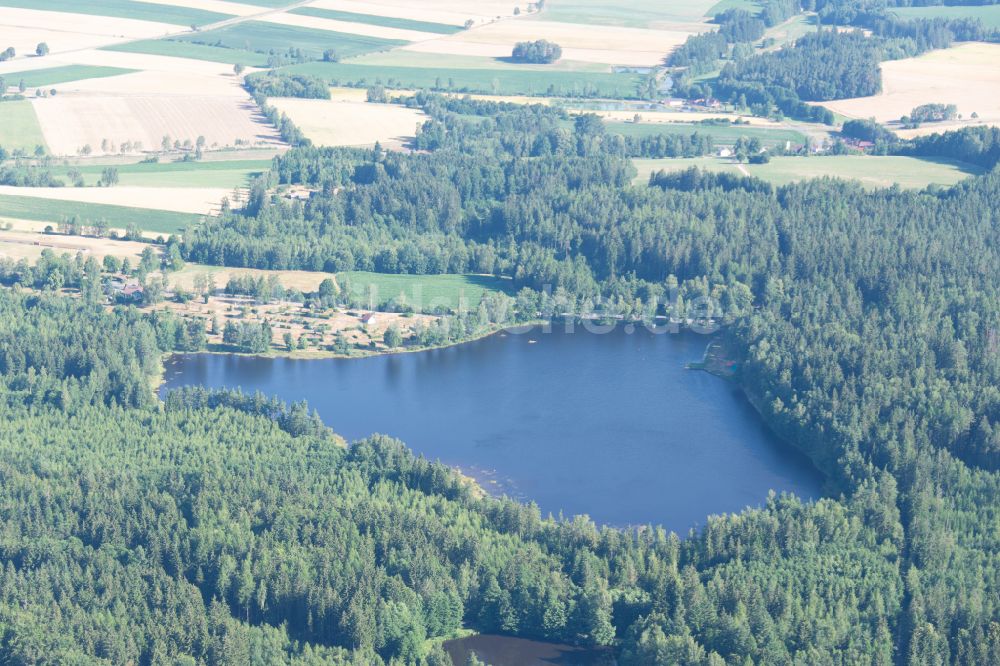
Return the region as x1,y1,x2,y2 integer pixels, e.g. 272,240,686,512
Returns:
444,634,614,666
160,326,823,532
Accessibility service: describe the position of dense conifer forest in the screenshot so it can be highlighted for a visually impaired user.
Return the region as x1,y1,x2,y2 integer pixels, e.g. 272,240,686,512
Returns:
1,90,998,663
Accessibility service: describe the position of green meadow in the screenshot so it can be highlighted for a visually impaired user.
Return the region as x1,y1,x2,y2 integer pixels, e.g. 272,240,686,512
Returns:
280,61,644,98
290,7,463,34
62,159,272,188
102,40,271,67
890,4,1000,29
0,0,231,26
339,272,513,312
0,65,136,89
0,100,47,154
0,195,200,234
632,155,984,189
531,0,736,25
170,21,406,60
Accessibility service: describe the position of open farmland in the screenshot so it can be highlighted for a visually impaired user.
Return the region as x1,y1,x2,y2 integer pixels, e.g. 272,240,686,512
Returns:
279,60,644,98
399,19,693,67
0,6,178,57
269,98,426,148
308,0,522,26
529,0,717,28
262,10,447,43
31,93,280,156
290,7,463,34
0,194,200,233
0,0,232,27
821,42,1000,137
632,155,984,189
0,185,231,216
0,100,47,153
103,39,272,67
63,159,271,188
169,20,407,61
0,65,136,89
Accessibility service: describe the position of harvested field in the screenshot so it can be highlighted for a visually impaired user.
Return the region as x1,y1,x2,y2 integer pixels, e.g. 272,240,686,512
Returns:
822,43,1000,134
171,263,343,293
0,7,177,58
401,20,691,66
268,98,426,147
0,185,231,215
31,93,280,156
0,227,150,264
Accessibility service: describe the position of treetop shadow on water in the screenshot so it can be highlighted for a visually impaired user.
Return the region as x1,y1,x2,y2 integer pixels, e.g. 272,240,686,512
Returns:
160,326,823,533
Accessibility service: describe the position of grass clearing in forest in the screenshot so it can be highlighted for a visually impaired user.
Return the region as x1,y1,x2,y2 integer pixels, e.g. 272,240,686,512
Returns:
890,4,1000,29
339,272,513,312
632,155,984,189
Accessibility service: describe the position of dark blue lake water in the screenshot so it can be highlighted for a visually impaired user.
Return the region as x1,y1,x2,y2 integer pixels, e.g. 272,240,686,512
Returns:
160,326,822,532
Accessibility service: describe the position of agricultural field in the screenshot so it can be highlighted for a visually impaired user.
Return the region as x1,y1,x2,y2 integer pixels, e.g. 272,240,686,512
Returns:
0,225,151,264
0,194,200,233
0,99,47,153
890,4,1000,30
822,42,1000,137
31,92,280,157
52,158,271,188
0,6,177,57
0,0,232,27
0,185,232,216
339,271,513,312
103,39,272,67
268,98,426,148
399,18,691,67
169,20,406,61
290,7,463,34
632,155,984,189
0,65,136,89
528,0,719,28
263,10,447,42
307,0,521,26
279,60,644,98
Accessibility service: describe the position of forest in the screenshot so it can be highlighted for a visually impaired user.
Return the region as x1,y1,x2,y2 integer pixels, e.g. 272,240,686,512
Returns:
1,88,1000,664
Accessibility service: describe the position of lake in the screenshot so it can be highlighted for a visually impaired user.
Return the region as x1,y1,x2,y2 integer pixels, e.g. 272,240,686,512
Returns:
160,325,823,532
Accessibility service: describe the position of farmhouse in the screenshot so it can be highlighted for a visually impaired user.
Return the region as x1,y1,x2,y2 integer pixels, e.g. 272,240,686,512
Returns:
106,275,144,302
360,312,378,327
